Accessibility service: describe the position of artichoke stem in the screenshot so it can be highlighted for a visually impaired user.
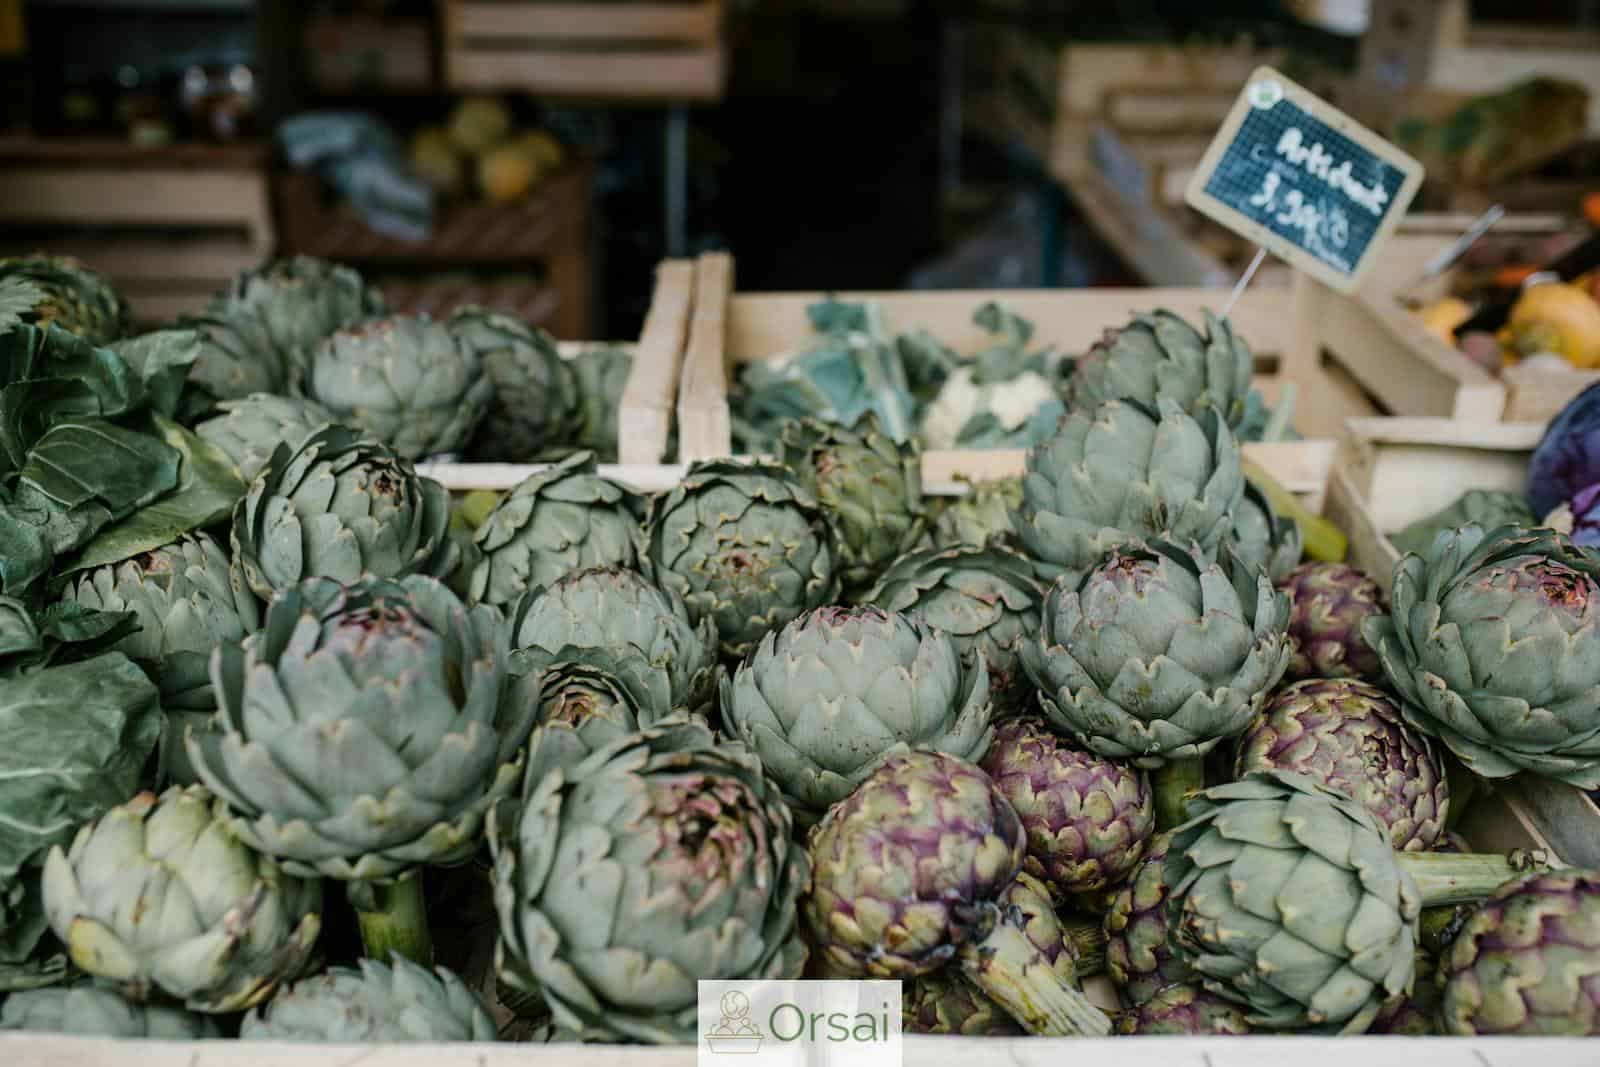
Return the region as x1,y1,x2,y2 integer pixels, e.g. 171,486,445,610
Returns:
958,920,1111,1036
1152,758,1206,831
350,874,433,965
1060,914,1107,978
1398,850,1548,907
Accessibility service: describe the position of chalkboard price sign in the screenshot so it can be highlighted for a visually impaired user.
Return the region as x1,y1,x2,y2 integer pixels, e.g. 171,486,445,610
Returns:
1185,67,1424,293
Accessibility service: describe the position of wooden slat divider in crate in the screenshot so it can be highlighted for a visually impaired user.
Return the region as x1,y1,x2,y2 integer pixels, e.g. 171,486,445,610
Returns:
1321,415,1599,869
618,259,697,466
442,0,726,100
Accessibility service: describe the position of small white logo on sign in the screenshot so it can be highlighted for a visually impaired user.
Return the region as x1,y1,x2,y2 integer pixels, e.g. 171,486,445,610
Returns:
699,980,903,1067
1249,78,1284,109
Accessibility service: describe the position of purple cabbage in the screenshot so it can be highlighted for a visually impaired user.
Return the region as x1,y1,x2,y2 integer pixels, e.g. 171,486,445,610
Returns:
1569,483,1600,549
1529,381,1600,517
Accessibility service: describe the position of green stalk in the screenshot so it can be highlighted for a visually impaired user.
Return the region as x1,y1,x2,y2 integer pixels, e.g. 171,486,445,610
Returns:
1398,850,1546,907
959,921,1111,1037
1060,914,1107,979
349,873,433,965
1152,758,1206,831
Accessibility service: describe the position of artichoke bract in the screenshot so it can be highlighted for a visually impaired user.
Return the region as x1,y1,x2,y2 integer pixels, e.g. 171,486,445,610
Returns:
231,425,459,600
242,956,496,1042
306,314,492,460
1280,561,1386,682
42,786,322,1012
1236,678,1449,851
452,306,582,462
1116,982,1252,1036
1438,870,1600,1035
0,254,130,345
468,452,646,608
804,751,1111,1036
512,646,678,756
1364,524,1600,786
1067,308,1255,429
0,984,221,1039
863,542,1041,711
1104,831,1189,1005
777,414,926,594
721,605,994,822
1012,397,1244,583
510,566,718,717
931,476,1019,548
1371,949,1442,1035
903,971,1024,1036
209,256,385,383
1023,540,1290,828
1229,481,1303,583
491,719,809,1043
181,311,285,401
188,575,535,883
643,460,840,659
196,392,334,483
1167,771,1546,1033
980,719,1153,900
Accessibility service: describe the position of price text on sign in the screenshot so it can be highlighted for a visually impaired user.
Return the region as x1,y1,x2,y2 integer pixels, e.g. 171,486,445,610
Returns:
1184,67,1424,293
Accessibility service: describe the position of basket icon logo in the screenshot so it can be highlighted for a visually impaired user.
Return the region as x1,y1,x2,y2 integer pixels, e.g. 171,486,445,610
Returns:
704,989,764,1055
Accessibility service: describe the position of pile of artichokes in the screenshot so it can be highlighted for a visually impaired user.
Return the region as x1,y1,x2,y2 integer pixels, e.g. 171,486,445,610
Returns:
1,268,1596,1050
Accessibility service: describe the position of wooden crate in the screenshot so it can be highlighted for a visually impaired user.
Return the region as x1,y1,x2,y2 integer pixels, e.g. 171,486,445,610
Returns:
0,138,273,324
675,252,1341,506
442,0,726,101
1321,415,1600,869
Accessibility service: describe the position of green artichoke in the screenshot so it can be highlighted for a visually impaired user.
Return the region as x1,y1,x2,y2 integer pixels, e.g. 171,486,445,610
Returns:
863,542,1042,711
804,750,1111,1036
0,984,221,1039
1281,561,1386,682
0,255,130,345
903,971,1024,1035
196,392,334,483
511,645,678,756
1364,524,1600,786
1167,770,1546,1033
1067,308,1255,429
1022,540,1291,772
721,605,994,822
1235,678,1449,851
568,343,632,458
1229,480,1303,583
1012,398,1244,582
1116,982,1252,1035
452,307,582,462
643,460,840,659
979,718,1153,899
468,452,646,608
231,425,459,600
42,786,321,1012
306,314,492,460
242,956,496,1042
188,575,534,883
1104,830,1190,1004
1389,489,1536,558
777,414,927,594
490,719,808,1043
181,311,284,401
509,566,718,717
209,256,385,383
1438,870,1600,1035
931,476,1020,548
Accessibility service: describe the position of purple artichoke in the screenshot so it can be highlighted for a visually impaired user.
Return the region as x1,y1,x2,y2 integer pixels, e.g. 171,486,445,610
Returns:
1439,870,1600,1035
804,751,1110,1036
1117,982,1251,1036
1280,562,1385,682
1234,678,1450,851
1559,482,1600,549
902,972,1023,1036
1103,830,1189,1004
980,719,1154,899
1529,380,1600,518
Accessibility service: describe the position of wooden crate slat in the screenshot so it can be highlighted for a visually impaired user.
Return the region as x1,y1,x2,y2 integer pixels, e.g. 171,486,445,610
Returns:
445,44,724,99
452,0,721,43
619,259,697,466
0,169,272,247
676,251,734,463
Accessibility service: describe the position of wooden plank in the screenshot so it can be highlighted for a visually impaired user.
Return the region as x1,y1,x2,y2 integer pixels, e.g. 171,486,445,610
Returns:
1056,42,1283,118
618,259,696,466
0,136,265,169
444,44,725,100
1103,87,1238,134
0,169,274,255
1502,776,1600,869
451,0,721,43
675,251,734,463
1501,363,1598,425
